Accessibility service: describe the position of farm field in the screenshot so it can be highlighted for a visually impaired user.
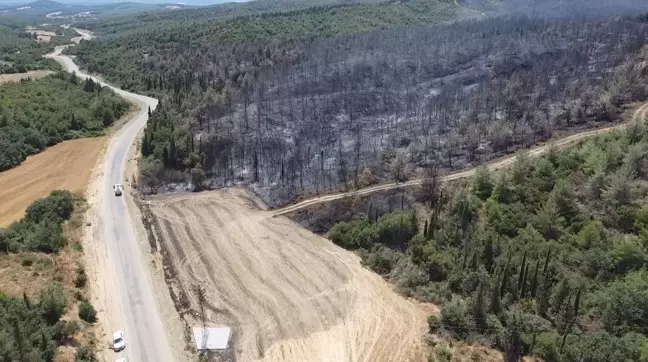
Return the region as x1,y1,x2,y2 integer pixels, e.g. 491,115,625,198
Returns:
148,188,435,362
0,137,105,227
0,70,53,84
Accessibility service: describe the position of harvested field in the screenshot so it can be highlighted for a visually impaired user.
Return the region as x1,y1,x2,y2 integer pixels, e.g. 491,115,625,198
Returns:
149,188,435,362
25,28,56,43
0,70,53,84
0,137,105,227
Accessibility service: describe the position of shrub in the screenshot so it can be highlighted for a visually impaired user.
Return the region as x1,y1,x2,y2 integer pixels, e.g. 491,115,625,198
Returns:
25,190,74,224
20,254,36,266
428,315,441,333
39,283,67,325
76,344,97,362
74,265,87,288
435,346,453,362
78,300,97,323
441,297,470,339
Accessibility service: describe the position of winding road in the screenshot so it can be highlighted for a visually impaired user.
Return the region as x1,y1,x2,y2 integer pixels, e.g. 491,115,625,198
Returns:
41,26,648,362
47,30,175,362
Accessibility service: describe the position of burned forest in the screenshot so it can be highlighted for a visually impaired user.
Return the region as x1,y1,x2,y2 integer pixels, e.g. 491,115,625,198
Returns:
134,14,648,206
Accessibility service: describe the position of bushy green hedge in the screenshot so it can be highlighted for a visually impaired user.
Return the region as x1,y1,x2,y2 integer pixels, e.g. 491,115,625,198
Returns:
0,190,78,253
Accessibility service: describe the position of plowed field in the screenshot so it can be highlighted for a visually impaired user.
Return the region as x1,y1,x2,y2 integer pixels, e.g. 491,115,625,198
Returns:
149,188,434,362
0,137,106,227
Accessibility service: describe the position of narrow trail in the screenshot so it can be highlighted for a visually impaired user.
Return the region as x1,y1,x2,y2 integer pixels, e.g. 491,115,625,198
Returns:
275,101,648,216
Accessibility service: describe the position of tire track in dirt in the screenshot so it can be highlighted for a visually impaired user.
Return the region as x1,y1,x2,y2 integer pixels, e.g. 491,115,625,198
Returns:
174,199,288,356
148,189,432,362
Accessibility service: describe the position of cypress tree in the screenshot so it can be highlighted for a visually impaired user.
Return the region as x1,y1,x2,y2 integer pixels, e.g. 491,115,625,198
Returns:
490,276,502,315
500,255,511,298
12,318,24,362
573,287,582,318
423,219,428,238
519,264,529,299
23,292,30,309
474,282,487,330
517,252,527,295
530,259,540,298
169,136,177,168
483,236,494,273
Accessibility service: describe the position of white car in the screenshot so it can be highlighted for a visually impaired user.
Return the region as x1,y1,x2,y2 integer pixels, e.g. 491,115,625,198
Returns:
113,183,124,196
112,330,126,351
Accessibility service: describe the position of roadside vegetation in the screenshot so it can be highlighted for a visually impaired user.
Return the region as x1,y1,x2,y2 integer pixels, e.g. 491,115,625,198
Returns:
0,24,75,74
0,190,99,361
327,118,648,361
0,72,129,171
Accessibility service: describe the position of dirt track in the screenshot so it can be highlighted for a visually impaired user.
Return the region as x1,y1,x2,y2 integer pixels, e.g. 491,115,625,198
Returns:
275,101,648,216
0,137,106,227
150,188,435,362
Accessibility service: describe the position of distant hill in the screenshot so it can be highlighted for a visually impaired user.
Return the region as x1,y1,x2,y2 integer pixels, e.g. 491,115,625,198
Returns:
0,0,193,20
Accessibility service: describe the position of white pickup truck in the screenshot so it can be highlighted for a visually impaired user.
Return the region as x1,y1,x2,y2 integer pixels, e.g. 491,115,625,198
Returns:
113,184,124,196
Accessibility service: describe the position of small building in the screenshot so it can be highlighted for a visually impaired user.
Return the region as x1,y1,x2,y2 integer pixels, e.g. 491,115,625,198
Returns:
192,327,232,351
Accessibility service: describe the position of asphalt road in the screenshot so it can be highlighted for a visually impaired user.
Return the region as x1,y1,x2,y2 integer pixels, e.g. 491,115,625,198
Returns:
48,31,175,362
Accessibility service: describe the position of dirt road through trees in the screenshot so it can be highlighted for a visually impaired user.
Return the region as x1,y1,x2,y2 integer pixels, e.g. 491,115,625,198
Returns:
275,101,648,216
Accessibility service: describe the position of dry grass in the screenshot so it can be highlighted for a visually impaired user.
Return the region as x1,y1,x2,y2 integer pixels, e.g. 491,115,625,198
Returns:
0,70,53,84
150,188,436,362
0,199,98,362
0,137,106,227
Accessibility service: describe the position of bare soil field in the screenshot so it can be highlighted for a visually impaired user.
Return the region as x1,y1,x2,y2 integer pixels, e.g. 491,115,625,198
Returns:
148,188,435,362
0,137,106,227
0,70,53,84
25,28,57,43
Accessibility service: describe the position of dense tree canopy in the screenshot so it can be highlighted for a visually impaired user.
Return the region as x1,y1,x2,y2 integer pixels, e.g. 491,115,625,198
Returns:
328,121,648,361
0,25,75,74
0,73,129,171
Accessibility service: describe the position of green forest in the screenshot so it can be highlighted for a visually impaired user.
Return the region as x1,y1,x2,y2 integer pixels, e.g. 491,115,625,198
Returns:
0,25,75,74
329,120,648,361
68,0,461,93
0,73,130,171
0,190,98,361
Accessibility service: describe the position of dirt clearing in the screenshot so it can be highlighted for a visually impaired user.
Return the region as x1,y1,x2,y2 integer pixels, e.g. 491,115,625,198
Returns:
25,28,56,43
0,70,53,84
0,137,106,227
148,188,434,362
